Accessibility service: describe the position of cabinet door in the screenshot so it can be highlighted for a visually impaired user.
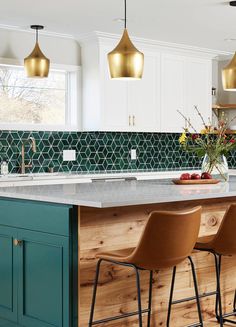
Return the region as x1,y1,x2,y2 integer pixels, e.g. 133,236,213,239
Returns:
0,226,17,323
186,58,212,132
17,230,69,327
100,45,129,131
161,54,186,132
128,52,161,132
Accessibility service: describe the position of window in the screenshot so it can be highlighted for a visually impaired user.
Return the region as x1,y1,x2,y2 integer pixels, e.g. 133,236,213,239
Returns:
0,63,80,131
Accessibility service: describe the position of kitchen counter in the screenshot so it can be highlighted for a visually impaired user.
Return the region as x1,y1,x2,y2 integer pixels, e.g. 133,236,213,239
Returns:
1,174,236,326
0,169,196,187
0,175,235,208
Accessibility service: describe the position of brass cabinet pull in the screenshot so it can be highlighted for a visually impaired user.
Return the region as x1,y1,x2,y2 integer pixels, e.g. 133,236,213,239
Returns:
133,115,135,126
13,239,23,246
129,115,131,126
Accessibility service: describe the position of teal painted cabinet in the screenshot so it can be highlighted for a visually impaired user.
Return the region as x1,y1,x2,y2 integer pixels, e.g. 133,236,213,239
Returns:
0,198,78,327
18,230,69,327
0,226,17,323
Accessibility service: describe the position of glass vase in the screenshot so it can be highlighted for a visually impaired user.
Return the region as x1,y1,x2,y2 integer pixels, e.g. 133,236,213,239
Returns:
201,154,229,182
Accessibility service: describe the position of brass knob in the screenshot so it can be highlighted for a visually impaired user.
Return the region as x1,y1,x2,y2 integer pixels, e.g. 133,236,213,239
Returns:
13,239,23,246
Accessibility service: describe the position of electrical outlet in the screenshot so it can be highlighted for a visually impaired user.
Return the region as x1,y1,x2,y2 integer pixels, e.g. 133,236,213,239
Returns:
131,149,137,160
63,150,76,161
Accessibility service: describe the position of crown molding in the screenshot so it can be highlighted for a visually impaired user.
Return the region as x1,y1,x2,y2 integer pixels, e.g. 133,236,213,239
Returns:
0,24,75,40
1,25,232,60
78,31,232,59
0,57,80,71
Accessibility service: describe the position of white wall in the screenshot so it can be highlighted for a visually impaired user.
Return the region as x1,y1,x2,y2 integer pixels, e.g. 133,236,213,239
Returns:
0,28,81,66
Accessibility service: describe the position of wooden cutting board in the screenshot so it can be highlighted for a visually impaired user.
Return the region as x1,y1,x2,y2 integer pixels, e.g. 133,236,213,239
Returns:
172,179,220,185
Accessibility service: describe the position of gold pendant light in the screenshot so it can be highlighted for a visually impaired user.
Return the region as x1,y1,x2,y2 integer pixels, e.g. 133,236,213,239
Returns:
108,0,144,79
222,2,236,90
222,52,236,91
24,25,50,78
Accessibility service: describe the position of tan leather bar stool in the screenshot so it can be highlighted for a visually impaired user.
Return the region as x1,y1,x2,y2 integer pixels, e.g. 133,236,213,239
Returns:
89,206,203,327
195,204,236,326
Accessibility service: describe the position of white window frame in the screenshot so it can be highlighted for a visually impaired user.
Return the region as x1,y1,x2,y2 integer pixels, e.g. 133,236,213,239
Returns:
0,58,82,131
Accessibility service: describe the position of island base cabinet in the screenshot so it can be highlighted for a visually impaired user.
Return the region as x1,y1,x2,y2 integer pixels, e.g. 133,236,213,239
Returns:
0,226,17,324
17,230,69,327
0,199,76,327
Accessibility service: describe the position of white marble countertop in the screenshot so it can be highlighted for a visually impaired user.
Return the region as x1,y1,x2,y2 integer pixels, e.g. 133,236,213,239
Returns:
0,170,201,187
0,174,236,208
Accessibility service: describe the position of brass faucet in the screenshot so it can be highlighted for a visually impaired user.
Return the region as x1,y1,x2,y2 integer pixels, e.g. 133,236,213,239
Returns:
20,137,37,174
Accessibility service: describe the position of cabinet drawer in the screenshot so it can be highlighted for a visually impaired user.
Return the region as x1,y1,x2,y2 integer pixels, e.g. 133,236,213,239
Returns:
0,198,73,236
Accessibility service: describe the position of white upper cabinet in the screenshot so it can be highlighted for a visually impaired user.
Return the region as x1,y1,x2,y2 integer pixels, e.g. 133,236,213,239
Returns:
161,55,212,133
100,45,128,131
81,33,214,133
160,54,186,132
185,57,212,132
127,52,161,132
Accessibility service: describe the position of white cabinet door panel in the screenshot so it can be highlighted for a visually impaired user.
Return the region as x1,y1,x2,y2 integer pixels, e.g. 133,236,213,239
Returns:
186,58,212,132
128,53,161,132
100,45,128,131
160,54,186,132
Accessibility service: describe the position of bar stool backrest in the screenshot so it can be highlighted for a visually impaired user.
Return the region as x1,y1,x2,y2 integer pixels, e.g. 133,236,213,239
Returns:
126,206,202,270
210,204,236,255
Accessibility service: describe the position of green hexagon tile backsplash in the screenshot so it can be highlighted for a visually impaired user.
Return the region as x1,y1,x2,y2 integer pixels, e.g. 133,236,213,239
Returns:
0,130,235,174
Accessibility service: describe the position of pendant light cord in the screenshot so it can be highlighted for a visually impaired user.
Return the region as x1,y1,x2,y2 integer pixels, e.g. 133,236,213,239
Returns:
124,0,127,29
36,27,39,43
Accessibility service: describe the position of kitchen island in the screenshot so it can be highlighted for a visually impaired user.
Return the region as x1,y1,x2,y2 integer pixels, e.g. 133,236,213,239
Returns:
1,177,236,326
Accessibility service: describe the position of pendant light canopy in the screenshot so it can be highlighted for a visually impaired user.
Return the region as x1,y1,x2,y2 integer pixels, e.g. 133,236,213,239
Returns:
24,25,50,78
222,52,236,91
108,0,144,79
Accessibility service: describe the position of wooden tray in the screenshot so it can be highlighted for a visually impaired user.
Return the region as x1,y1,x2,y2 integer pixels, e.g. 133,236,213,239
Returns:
172,179,220,185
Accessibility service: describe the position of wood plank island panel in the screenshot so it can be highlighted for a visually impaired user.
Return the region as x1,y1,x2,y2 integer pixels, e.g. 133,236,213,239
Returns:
79,198,236,326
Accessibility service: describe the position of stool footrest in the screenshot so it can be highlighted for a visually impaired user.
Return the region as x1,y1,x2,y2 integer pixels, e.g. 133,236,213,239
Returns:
172,291,217,305
91,308,150,325
223,318,236,324
216,311,236,324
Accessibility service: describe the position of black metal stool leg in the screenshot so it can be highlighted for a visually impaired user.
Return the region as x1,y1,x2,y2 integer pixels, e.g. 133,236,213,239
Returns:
134,267,143,327
147,270,153,327
88,259,102,327
233,290,236,312
89,260,153,326
215,254,222,321
188,256,203,326
214,254,224,326
167,266,176,327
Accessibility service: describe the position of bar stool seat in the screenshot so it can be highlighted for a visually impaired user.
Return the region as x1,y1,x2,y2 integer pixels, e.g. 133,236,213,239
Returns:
89,206,203,327
195,235,215,250
96,248,134,262
194,204,236,326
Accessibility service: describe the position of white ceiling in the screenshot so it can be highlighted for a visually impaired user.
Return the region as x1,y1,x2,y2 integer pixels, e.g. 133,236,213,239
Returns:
1,0,236,52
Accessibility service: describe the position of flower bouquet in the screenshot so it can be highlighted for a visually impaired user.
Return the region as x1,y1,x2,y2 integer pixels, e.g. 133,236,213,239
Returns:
178,106,236,182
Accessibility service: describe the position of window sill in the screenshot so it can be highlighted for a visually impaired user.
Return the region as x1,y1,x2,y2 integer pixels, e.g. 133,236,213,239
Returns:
0,124,82,132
